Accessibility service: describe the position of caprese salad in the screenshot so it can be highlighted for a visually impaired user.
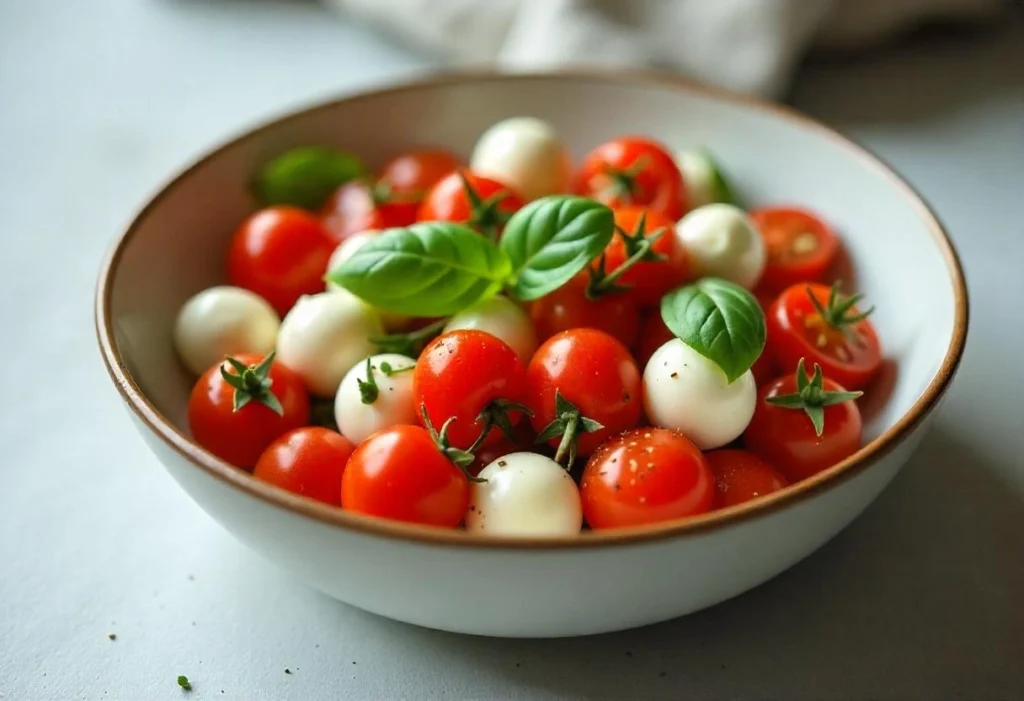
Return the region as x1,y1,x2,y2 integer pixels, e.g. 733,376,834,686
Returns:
174,117,884,536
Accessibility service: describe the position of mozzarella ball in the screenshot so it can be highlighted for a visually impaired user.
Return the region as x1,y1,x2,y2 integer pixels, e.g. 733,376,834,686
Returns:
334,353,417,444
325,230,410,331
675,150,716,209
466,453,582,537
469,117,571,201
276,292,384,397
643,339,756,450
443,296,538,363
674,203,765,289
173,286,279,375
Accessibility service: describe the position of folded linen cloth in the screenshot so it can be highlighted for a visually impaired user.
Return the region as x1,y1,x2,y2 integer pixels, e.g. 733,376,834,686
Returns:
325,0,1003,97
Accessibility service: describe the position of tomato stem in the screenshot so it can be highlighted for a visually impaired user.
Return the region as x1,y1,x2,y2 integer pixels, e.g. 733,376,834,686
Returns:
219,352,284,416
467,399,534,454
765,358,862,436
371,318,448,357
420,402,486,482
356,357,380,405
598,154,650,204
457,170,512,242
807,281,875,345
585,211,667,300
534,391,604,470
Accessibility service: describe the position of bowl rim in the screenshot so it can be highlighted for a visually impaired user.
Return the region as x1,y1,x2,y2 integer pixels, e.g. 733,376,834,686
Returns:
95,69,969,550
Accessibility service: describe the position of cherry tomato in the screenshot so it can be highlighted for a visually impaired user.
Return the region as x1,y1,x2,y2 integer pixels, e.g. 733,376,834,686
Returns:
743,366,863,483
253,427,355,505
598,207,688,306
226,207,335,316
705,449,788,509
469,420,539,476
413,330,529,451
634,310,676,370
378,148,461,199
767,283,882,390
573,137,687,220
751,207,839,293
530,275,640,348
319,180,419,242
341,425,469,527
527,328,642,460
418,169,524,240
188,353,310,469
580,428,714,529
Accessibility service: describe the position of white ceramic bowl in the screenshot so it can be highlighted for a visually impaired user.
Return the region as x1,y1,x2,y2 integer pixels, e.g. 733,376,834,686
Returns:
96,72,968,638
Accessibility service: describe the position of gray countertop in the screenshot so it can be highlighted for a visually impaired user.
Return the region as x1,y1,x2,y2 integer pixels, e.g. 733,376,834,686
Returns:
2,2,1022,699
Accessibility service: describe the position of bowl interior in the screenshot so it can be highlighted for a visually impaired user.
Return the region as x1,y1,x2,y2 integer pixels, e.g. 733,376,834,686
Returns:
104,73,958,458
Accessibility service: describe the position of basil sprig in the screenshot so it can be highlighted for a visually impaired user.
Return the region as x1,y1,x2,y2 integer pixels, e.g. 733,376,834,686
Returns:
253,146,366,210
660,278,765,383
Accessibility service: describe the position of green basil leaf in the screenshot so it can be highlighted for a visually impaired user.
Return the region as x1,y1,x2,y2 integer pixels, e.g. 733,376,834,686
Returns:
325,222,512,316
660,278,765,383
253,146,366,210
500,196,614,301
703,149,738,206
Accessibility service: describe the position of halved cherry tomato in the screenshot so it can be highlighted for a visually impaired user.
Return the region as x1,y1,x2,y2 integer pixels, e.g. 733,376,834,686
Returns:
341,425,469,527
580,428,714,529
527,328,642,461
767,282,881,390
529,274,640,348
188,353,310,469
319,180,419,242
226,207,335,316
634,310,676,370
378,148,461,199
573,137,687,220
751,207,839,293
413,330,528,451
705,449,788,508
418,169,524,240
597,207,688,307
253,427,355,505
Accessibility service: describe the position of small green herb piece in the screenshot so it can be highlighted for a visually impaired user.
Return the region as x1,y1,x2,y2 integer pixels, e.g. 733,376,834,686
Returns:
177,675,192,691
501,196,615,301
379,361,414,377
419,403,485,483
704,149,738,205
766,358,863,436
458,171,515,242
660,278,766,383
370,318,448,357
534,391,604,470
357,358,380,405
252,146,366,210
326,223,512,316
586,211,667,299
807,281,876,335
220,353,283,415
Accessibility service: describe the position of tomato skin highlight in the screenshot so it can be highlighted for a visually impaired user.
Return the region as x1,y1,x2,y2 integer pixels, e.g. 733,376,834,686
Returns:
253,427,355,505
767,283,882,390
751,207,839,293
413,330,529,451
530,275,640,349
574,137,687,220
341,425,469,527
743,373,863,483
527,329,642,457
319,181,420,243
705,449,788,509
378,149,461,199
226,207,336,316
187,354,310,470
602,207,689,306
417,169,524,235
580,428,714,529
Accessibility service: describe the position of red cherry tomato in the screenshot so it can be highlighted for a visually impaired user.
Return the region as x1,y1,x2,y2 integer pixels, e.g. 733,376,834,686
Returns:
599,207,688,307
743,370,863,483
634,310,676,370
767,283,882,390
527,329,642,460
253,427,355,505
580,428,714,529
573,137,687,220
378,149,462,199
413,330,528,451
341,425,469,527
705,449,788,509
187,353,310,469
469,420,539,476
226,207,335,316
319,180,419,242
751,207,839,293
530,275,640,349
418,169,524,240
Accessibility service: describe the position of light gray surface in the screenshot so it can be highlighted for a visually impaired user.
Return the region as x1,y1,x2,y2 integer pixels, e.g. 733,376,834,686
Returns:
1,1,1022,699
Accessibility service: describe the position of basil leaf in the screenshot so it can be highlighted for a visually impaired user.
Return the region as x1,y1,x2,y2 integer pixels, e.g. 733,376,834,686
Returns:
501,196,614,301
703,150,738,206
326,222,512,316
253,146,366,210
660,278,765,383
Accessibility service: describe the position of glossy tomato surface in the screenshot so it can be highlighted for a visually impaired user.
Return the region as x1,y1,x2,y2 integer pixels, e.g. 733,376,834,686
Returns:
573,137,687,220
751,207,839,293
253,427,355,505
601,206,688,306
705,449,788,509
530,275,640,349
319,180,418,242
378,148,461,199
418,169,524,239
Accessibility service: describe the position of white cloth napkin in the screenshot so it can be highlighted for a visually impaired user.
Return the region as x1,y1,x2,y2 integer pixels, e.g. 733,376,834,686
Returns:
327,0,1002,97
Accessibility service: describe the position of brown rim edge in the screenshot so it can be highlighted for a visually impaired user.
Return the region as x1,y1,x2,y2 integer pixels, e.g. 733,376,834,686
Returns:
95,69,969,551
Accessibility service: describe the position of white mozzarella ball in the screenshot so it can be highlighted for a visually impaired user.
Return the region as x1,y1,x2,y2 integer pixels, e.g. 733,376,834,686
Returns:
469,117,571,201
325,230,409,331
276,292,384,397
173,286,279,375
674,203,765,289
675,150,716,209
443,296,538,363
466,453,582,537
643,339,756,450
334,353,417,444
